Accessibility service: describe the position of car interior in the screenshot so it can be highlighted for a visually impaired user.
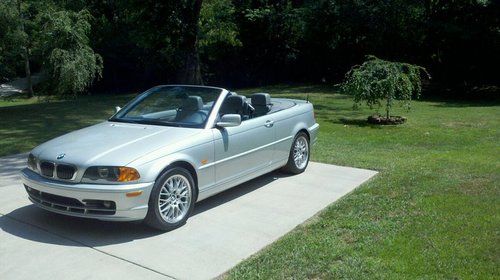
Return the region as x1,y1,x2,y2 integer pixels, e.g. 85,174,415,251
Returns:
139,92,295,126
175,96,209,123
218,92,296,121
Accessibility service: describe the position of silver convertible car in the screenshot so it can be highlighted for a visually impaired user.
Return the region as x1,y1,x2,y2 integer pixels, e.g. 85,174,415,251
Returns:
21,85,319,230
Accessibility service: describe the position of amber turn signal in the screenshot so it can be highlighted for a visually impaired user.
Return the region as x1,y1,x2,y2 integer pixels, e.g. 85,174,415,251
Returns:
118,167,140,182
126,190,143,197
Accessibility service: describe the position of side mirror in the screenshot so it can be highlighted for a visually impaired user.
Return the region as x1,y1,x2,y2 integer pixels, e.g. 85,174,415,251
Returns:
216,114,241,128
115,106,121,113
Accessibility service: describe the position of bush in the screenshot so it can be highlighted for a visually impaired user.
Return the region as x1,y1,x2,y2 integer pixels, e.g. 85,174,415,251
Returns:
342,55,429,120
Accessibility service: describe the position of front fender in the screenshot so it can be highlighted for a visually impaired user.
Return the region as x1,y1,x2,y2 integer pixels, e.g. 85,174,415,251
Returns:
132,139,215,194
138,152,201,182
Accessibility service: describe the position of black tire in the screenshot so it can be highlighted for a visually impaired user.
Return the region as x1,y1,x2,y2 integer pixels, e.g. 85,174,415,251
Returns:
144,167,196,231
282,132,310,174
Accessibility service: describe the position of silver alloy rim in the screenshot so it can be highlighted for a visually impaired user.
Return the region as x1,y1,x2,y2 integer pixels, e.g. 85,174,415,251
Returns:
158,174,192,223
293,136,309,169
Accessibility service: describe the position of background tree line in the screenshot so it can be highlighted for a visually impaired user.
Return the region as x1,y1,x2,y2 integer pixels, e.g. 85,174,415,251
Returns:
1,0,498,97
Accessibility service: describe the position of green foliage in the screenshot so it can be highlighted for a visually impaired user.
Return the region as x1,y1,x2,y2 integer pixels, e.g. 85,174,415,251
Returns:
39,9,103,96
0,1,21,79
342,56,429,118
1,0,498,91
0,1,102,96
199,0,241,49
242,1,307,65
119,0,184,69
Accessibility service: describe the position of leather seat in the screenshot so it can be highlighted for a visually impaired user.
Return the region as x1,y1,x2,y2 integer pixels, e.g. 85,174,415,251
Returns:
251,93,271,117
219,95,253,120
176,96,206,123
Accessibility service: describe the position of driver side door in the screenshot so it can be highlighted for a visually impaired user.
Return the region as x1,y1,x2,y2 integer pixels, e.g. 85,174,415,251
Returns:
212,113,275,187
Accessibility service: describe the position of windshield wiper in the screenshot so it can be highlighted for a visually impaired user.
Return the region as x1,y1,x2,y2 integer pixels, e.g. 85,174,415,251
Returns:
144,120,182,127
111,118,184,127
109,118,140,124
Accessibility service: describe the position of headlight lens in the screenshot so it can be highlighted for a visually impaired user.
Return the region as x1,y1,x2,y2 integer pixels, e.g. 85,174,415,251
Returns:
82,166,140,183
27,153,38,171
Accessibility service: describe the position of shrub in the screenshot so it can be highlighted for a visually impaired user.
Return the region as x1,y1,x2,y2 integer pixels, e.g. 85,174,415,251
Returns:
342,55,429,120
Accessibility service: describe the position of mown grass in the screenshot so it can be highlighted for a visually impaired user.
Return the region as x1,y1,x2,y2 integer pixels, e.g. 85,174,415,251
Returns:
0,96,40,107
232,85,500,279
1,86,499,278
0,94,134,156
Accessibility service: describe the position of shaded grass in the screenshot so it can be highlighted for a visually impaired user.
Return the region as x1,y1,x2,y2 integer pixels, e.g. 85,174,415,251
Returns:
0,94,134,156
1,85,499,278
0,96,40,107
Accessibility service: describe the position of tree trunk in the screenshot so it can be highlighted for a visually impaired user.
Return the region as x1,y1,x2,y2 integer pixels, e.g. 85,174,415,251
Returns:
386,95,391,119
17,0,33,97
178,0,203,85
23,48,33,97
180,51,202,85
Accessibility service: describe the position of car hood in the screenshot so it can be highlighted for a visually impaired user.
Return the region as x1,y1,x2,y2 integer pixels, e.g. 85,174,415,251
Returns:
32,121,202,166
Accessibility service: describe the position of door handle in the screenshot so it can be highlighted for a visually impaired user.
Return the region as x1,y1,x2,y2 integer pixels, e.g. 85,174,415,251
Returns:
264,120,274,128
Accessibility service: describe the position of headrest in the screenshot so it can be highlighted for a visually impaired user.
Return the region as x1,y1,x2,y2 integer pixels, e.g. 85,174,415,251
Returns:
182,96,203,111
226,95,246,107
251,93,271,106
220,95,247,115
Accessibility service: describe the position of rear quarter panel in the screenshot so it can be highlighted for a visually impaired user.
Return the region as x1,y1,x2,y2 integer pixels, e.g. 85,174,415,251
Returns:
271,99,316,162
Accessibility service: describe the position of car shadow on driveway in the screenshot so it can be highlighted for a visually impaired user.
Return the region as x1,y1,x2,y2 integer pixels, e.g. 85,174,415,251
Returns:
1,170,291,247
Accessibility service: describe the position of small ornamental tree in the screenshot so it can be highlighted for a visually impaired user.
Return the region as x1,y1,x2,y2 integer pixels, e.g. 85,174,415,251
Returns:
342,55,429,122
39,9,103,96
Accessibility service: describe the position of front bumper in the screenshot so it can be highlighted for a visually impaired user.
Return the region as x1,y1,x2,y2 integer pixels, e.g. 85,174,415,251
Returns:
21,168,154,221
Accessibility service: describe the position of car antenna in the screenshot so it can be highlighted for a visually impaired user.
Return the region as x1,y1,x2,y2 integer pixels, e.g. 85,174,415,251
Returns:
306,93,309,103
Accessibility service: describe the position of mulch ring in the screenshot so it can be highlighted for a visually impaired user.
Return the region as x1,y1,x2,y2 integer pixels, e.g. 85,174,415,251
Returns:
367,115,407,125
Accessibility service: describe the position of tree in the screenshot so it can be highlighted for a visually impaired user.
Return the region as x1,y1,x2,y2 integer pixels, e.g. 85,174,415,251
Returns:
198,0,241,84
2,0,498,93
16,0,34,97
38,9,103,96
342,56,429,120
116,0,200,85
178,0,204,85
0,0,38,96
231,0,308,84
0,0,23,81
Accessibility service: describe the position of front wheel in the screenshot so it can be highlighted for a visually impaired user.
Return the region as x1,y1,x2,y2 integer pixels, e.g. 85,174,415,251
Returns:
282,132,310,174
144,167,195,231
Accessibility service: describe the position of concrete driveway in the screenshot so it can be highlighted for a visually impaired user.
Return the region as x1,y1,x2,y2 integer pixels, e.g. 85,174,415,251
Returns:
0,153,377,280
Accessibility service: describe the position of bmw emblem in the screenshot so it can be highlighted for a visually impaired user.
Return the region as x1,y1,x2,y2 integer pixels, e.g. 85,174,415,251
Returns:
57,153,65,160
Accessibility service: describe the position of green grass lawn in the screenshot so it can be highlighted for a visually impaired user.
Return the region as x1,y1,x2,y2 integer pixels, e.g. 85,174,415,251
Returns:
0,96,40,107
1,86,499,278
0,94,135,156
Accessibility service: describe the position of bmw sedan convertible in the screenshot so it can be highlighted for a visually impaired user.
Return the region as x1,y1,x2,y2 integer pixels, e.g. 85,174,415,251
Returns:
21,85,319,230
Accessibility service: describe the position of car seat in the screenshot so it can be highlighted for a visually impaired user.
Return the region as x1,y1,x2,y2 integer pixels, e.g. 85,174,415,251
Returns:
251,93,272,117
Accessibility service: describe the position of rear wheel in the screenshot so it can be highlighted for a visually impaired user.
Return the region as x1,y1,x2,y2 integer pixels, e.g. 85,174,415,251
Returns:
144,167,195,231
282,132,310,174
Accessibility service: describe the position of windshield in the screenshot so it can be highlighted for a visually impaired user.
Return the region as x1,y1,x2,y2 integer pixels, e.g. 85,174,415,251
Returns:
110,86,223,128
